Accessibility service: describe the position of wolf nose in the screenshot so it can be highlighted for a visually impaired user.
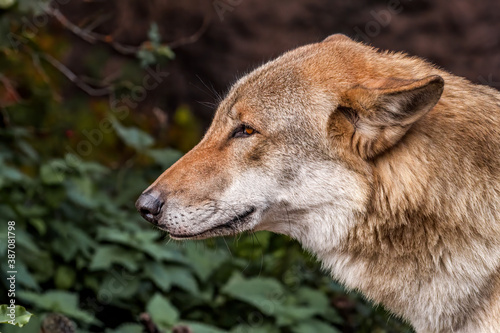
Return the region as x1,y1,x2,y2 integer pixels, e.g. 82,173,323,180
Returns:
135,192,164,224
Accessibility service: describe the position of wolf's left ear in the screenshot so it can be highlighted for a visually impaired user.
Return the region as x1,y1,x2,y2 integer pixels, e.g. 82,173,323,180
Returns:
323,33,352,43
332,75,444,159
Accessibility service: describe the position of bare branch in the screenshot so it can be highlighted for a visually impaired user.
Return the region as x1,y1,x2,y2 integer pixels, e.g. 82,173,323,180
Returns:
46,6,210,54
41,53,112,96
46,6,139,54
168,15,212,49
46,6,97,43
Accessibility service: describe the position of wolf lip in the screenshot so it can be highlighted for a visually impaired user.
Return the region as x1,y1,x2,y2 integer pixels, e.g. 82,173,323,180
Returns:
169,207,256,239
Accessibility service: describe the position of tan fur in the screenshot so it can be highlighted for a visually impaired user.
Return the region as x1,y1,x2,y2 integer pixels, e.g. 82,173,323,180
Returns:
138,35,500,332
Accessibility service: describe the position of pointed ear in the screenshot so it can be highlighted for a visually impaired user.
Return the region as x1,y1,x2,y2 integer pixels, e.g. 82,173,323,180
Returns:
323,33,352,43
333,75,444,159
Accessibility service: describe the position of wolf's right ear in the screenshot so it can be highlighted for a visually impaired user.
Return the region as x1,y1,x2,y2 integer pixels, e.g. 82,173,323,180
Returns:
329,75,444,159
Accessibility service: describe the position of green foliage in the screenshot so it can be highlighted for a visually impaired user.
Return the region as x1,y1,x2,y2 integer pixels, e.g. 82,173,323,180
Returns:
0,305,33,327
0,122,412,332
137,23,175,68
0,0,16,9
111,116,155,151
147,293,180,329
0,2,413,332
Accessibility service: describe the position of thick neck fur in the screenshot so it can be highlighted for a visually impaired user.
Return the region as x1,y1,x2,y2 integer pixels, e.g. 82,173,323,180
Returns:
304,81,500,332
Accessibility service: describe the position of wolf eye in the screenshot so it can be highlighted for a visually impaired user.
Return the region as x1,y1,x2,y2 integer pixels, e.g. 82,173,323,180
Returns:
232,125,256,138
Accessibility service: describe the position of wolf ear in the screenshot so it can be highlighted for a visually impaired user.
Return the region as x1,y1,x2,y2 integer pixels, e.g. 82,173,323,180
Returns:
333,75,444,159
323,33,352,43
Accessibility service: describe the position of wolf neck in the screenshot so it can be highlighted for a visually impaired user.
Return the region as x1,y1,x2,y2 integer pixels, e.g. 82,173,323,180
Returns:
304,155,500,332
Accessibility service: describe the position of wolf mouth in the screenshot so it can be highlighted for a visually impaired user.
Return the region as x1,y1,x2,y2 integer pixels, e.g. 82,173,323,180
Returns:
168,207,256,239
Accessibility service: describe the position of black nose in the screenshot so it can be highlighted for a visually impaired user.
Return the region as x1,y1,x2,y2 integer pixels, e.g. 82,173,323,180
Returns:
135,192,164,224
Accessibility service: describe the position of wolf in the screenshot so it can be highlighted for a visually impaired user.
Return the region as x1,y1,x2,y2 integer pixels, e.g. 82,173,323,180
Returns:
136,34,500,332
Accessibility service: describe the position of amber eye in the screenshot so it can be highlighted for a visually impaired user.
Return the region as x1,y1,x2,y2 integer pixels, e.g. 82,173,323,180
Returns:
232,124,257,138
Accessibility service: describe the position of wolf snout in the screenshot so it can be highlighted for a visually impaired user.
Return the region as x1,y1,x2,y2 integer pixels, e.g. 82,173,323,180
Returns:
135,192,164,224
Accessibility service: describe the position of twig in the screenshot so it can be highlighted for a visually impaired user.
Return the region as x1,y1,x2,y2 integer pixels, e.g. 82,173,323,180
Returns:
46,6,97,43
168,15,211,49
46,6,139,54
41,53,112,96
0,74,21,103
31,53,51,83
82,12,113,32
46,6,211,54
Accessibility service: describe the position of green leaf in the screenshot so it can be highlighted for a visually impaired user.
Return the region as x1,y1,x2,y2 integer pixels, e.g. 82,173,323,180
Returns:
140,241,189,263
185,244,228,282
146,148,182,169
15,204,48,219
17,0,50,14
0,305,33,327
98,274,140,301
156,46,175,59
0,312,42,333
96,226,134,245
89,245,144,272
137,49,156,68
51,222,96,262
143,262,199,295
179,321,227,333
290,319,341,333
296,287,329,315
9,260,40,291
2,164,26,182
146,293,179,329
65,176,97,209
16,139,38,161
274,305,318,326
55,265,76,290
105,323,144,333
147,22,161,46
0,0,16,9
40,160,66,184
15,229,42,253
17,249,54,284
17,290,99,325
167,266,199,295
29,218,46,236
230,324,279,333
110,117,154,150
144,262,172,291
222,273,285,315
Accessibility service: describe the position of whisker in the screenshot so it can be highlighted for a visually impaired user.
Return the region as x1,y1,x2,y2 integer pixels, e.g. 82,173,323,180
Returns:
222,236,234,258
252,231,265,277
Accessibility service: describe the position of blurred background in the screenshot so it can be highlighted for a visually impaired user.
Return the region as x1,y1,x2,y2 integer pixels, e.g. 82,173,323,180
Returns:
0,0,498,332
